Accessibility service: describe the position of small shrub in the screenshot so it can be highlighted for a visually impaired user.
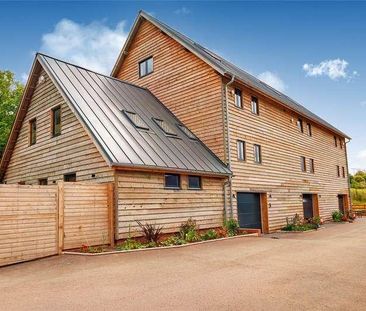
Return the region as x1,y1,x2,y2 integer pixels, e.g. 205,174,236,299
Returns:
332,210,343,222
116,239,143,251
311,216,321,227
184,229,201,242
136,221,163,243
179,218,198,240
224,218,239,236
201,229,218,240
161,236,186,246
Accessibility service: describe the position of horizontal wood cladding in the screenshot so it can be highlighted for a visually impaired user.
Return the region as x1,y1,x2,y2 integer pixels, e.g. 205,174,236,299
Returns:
0,185,58,267
115,19,225,160
226,80,349,230
3,70,114,184
116,171,225,239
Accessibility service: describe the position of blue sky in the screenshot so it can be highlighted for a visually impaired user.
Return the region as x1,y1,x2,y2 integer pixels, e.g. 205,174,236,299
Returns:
0,1,365,170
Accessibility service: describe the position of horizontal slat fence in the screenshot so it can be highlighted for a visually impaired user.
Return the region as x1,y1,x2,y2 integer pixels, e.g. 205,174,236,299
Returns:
0,182,113,267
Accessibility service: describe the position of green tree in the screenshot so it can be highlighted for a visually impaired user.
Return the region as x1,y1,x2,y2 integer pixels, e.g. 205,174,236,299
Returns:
0,70,24,157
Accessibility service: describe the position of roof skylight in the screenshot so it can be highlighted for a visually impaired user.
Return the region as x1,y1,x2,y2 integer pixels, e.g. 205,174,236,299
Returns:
153,118,177,136
123,110,149,130
178,124,197,140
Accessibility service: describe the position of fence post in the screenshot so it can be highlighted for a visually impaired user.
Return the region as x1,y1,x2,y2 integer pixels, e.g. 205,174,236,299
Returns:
57,182,65,254
107,183,115,247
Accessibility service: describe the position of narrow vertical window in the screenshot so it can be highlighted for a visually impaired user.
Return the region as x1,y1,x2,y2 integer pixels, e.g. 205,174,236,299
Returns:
254,144,262,164
300,156,306,172
334,136,338,147
309,158,315,173
251,96,259,115
234,88,242,108
237,140,245,161
297,119,304,133
339,138,343,149
307,123,312,137
337,165,340,177
342,166,346,178
52,106,61,137
29,118,36,145
139,57,153,77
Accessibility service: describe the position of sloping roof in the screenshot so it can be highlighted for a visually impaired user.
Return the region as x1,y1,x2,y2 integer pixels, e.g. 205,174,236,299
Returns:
112,10,350,139
0,54,231,180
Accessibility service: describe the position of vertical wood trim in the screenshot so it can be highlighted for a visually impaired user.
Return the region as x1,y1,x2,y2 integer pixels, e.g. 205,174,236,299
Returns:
57,181,65,254
107,183,115,247
313,194,320,217
260,193,269,234
343,194,350,213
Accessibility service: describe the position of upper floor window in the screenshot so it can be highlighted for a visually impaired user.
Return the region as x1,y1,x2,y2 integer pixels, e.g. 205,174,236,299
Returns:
336,165,340,177
309,158,315,173
342,166,346,178
339,138,343,149
254,144,262,164
237,140,245,161
165,174,180,189
29,118,36,146
52,106,61,137
297,119,304,133
234,88,242,108
188,176,201,189
251,96,259,115
300,156,306,172
139,57,153,78
307,123,312,137
334,136,338,147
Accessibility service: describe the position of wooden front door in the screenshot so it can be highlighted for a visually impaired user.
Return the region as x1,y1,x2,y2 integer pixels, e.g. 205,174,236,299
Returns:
338,195,345,214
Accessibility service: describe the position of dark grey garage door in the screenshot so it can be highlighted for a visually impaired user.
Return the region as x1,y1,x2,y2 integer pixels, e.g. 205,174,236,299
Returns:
237,193,262,229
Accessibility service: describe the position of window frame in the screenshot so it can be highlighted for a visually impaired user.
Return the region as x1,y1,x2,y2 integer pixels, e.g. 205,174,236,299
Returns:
139,56,153,78
64,173,76,182
188,175,202,190
123,110,149,130
51,106,62,137
307,123,312,137
342,166,346,178
336,165,340,177
164,174,180,189
29,118,37,146
309,158,315,174
234,88,243,108
339,138,343,149
297,118,304,133
253,144,262,164
38,178,48,185
153,118,178,137
300,156,306,172
334,136,338,147
251,96,259,115
237,140,246,161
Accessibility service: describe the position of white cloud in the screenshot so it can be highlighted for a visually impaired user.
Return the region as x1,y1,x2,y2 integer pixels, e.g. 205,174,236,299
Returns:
40,19,128,74
257,71,287,92
174,7,191,15
302,59,357,80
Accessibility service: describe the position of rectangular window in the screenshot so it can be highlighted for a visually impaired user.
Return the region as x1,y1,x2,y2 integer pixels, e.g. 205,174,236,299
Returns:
52,106,61,137
29,118,36,145
339,138,343,149
309,158,315,173
300,156,306,172
237,140,245,161
251,96,259,115
38,178,48,185
153,118,177,136
64,173,76,182
342,166,346,178
336,165,340,177
297,119,304,133
139,57,153,77
307,123,312,136
188,176,201,189
334,136,338,147
123,110,149,130
164,174,180,189
254,144,262,164
234,88,242,108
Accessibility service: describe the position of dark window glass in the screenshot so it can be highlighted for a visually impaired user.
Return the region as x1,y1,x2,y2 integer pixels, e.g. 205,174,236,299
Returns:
235,88,242,108
39,178,48,185
307,123,312,136
297,119,304,133
337,165,340,177
254,144,262,164
251,96,259,115
188,176,201,189
29,118,36,145
342,166,346,178
64,173,76,182
139,57,153,77
301,156,306,172
339,138,343,149
52,106,61,137
165,174,180,188
334,136,338,147
309,159,315,173
237,140,245,161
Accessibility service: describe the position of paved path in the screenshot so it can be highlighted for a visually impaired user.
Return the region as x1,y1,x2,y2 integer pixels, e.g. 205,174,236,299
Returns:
1,220,366,310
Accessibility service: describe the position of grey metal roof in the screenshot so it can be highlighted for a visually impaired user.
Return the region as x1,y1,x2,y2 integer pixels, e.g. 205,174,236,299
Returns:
37,54,231,176
112,11,349,139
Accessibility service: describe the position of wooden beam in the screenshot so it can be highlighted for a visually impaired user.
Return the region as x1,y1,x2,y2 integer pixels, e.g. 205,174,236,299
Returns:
107,183,115,247
260,193,269,234
57,181,65,254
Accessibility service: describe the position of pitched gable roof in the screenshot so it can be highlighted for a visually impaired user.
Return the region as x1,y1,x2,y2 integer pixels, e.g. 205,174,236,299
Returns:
112,11,350,139
0,54,231,181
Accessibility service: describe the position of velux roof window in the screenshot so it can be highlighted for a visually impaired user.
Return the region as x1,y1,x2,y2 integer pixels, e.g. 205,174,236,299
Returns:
123,110,149,130
153,118,177,136
178,124,197,140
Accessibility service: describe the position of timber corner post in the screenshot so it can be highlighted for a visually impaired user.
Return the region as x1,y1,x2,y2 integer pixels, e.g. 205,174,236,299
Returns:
57,181,65,255
107,183,115,247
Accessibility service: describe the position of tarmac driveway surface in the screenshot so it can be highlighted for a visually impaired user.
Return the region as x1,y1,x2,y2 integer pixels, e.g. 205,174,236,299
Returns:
1,219,366,311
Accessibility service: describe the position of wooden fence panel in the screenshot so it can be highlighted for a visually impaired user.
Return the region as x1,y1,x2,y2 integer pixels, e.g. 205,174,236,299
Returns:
0,185,58,267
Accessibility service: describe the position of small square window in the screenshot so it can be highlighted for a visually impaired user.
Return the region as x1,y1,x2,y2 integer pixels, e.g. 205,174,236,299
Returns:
307,123,312,137
251,96,259,115
29,118,36,145
297,119,304,133
254,144,262,164
188,176,201,189
237,140,245,161
300,156,306,172
52,106,61,137
165,174,180,188
64,173,76,182
234,88,242,108
153,118,177,136
38,178,48,185
139,57,153,78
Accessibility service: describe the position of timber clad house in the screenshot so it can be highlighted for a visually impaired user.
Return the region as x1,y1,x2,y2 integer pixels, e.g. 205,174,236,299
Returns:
0,11,350,237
